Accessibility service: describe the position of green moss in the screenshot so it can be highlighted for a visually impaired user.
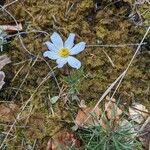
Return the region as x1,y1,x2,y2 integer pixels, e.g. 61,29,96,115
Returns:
0,0,149,148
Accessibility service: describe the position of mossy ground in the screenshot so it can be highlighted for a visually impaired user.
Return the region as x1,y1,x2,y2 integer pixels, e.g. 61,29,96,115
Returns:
0,0,149,149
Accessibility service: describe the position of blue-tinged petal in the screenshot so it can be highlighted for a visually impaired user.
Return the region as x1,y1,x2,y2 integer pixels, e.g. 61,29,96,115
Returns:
70,42,86,55
64,33,75,49
67,56,81,69
50,32,63,49
43,51,59,60
45,41,58,52
56,58,67,68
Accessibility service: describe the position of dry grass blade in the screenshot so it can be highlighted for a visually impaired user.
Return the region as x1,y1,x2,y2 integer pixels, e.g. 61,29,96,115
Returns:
102,49,115,68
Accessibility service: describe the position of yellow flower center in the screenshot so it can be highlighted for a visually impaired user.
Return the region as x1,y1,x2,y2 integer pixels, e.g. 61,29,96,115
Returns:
59,48,70,58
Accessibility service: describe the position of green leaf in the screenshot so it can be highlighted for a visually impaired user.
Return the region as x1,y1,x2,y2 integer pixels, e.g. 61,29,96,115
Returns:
50,96,59,104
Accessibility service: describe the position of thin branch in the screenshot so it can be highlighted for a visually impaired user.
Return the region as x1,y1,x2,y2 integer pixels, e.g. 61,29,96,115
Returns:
86,43,147,48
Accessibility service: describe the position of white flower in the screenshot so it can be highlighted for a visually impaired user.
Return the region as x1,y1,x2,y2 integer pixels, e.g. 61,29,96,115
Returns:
43,32,86,69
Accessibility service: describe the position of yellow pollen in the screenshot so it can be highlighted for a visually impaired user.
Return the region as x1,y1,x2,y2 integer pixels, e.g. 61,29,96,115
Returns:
59,48,70,57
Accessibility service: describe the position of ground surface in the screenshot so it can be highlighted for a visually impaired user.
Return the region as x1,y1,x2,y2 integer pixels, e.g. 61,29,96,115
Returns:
0,0,149,149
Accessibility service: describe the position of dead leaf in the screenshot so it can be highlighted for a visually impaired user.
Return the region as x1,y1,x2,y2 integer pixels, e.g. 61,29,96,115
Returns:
74,106,102,128
48,130,81,150
105,96,122,120
0,55,11,70
129,103,149,124
0,55,11,89
0,71,5,89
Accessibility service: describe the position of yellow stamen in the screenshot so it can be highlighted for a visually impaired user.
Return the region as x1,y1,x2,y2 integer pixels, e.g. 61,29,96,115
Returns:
59,48,70,57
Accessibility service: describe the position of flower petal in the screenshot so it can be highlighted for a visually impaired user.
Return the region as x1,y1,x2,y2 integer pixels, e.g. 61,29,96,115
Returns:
43,51,59,60
64,33,75,49
70,42,86,55
56,58,67,68
45,41,58,52
50,32,63,49
67,56,81,69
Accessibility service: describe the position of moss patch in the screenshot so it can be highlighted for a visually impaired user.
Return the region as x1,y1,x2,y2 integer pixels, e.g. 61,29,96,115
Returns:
0,0,149,148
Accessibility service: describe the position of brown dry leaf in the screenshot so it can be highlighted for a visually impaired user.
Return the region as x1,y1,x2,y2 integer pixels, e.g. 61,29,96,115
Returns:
105,96,122,120
0,55,11,70
0,103,19,122
47,130,81,150
0,55,11,89
74,106,102,128
0,71,5,89
139,116,150,149
129,103,149,124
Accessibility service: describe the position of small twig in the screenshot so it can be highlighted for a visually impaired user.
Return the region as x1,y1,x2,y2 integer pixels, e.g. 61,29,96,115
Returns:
65,2,75,17
32,139,37,150
130,106,150,115
6,30,49,38
0,123,30,128
11,64,25,82
11,56,37,100
86,43,147,48
2,0,18,8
